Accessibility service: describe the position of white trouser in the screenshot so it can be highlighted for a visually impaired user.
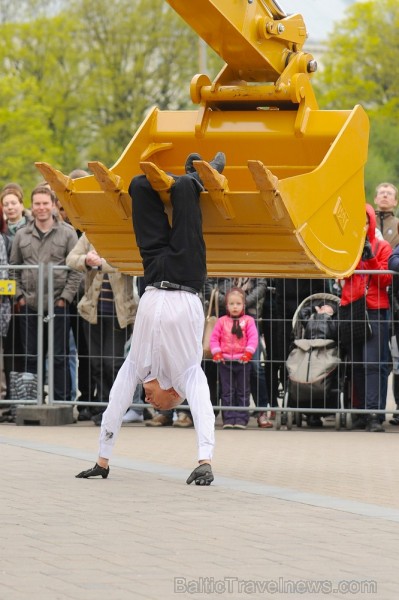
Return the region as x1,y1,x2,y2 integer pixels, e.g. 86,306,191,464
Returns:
99,288,215,462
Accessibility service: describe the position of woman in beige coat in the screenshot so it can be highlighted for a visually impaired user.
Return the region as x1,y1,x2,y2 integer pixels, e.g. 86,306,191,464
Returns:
66,234,137,424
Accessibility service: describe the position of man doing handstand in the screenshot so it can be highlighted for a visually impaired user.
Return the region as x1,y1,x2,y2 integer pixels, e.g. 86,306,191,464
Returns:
75,152,225,485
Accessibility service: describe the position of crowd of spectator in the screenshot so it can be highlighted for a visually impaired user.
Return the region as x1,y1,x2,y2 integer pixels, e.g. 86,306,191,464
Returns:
0,178,399,432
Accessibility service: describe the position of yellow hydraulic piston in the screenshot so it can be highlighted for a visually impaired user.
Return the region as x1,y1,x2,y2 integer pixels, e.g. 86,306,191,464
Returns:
36,0,369,278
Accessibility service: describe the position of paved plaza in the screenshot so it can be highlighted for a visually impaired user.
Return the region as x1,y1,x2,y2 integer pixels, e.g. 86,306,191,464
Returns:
1,412,399,600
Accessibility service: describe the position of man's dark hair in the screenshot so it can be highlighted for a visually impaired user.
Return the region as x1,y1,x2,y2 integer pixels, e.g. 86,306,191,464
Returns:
31,185,56,204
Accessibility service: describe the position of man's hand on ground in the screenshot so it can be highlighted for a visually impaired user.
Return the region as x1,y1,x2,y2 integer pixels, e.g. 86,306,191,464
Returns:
75,463,110,479
186,463,214,486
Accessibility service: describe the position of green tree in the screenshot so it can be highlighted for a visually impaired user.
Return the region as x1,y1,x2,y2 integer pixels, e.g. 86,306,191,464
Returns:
69,0,207,166
314,0,399,198
0,13,93,191
0,0,224,192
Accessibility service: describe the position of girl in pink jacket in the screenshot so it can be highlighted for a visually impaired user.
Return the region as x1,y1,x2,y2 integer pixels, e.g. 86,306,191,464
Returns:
210,288,258,429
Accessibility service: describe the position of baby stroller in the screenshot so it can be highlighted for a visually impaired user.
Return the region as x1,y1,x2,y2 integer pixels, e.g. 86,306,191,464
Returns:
275,293,350,430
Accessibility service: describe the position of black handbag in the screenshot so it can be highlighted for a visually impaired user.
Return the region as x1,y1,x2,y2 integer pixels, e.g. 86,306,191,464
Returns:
339,279,372,348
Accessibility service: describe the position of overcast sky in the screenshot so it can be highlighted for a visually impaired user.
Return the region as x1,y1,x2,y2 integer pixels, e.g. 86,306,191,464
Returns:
280,0,358,42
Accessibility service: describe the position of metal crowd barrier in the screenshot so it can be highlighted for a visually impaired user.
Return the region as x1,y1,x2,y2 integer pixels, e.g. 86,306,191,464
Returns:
0,267,398,430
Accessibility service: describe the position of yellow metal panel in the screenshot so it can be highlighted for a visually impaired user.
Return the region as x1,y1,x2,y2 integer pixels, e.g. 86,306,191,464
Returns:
167,0,309,81
36,0,369,278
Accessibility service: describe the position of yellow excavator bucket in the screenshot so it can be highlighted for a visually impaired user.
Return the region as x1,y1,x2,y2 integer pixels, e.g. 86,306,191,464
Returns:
36,0,369,278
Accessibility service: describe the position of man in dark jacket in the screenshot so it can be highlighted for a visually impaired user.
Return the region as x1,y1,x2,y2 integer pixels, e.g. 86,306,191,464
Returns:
374,182,399,248
10,185,81,401
374,182,399,425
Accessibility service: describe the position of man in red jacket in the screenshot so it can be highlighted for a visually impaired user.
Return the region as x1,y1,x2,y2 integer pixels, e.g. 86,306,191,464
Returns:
340,204,392,432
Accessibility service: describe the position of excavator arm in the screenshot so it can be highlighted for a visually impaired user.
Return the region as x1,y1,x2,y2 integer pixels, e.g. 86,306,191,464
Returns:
36,0,368,278
173,0,317,93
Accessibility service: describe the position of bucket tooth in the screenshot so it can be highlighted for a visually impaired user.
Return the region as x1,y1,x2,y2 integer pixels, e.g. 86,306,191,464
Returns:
247,160,286,221
88,161,129,219
35,162,73,194
87,160,130,219
139,162,174,204
192,160,227,190
88,161,124,193
193,160,234,220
